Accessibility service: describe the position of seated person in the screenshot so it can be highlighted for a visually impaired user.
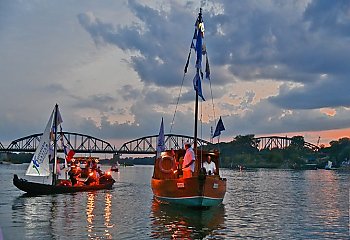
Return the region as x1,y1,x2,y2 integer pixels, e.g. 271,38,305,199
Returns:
203,155,217,175
68,165,81,186
85,169,99,185
97,166,103,176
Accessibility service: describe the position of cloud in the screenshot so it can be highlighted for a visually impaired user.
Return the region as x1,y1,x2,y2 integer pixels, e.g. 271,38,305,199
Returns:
2,0,350,148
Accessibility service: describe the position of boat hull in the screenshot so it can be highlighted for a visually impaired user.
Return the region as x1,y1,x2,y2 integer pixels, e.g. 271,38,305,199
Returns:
13,174,115,195
151,175,226,207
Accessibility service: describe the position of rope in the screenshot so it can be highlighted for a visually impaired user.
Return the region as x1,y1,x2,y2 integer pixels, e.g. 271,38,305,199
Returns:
170,71,186,133
207,53,216,126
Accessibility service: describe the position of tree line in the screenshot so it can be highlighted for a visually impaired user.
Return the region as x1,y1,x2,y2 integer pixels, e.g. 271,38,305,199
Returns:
203,134,350,169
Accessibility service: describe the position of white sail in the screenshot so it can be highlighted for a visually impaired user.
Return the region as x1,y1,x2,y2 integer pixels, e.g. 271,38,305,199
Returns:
25,109,54,176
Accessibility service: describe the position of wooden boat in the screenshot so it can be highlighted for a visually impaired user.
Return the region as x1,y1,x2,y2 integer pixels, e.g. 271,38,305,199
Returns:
151,9,226,208
13,104,115,195
13,173,115,195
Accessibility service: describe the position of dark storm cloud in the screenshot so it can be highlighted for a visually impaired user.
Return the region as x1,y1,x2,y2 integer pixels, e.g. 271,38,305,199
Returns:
78,0,350,110
304,0,350,37
269,77,350,109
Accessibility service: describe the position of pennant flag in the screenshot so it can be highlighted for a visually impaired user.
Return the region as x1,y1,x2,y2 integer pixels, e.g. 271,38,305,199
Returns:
51,107,63,141
156,118,165,157
213,117,225,138
59,126,75,162
205,54,210,80
193,72,205,101
65,145,75,162
56,107,63,126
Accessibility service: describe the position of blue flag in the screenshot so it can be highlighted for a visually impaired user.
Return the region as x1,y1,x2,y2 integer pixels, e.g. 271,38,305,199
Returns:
205,55,210,80
193,72,205,101
213,117,225,138
195,24,203,69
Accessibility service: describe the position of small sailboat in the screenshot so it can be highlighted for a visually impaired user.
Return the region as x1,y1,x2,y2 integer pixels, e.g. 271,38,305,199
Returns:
151,9,226,208
13,104,115,195
111,162,119,172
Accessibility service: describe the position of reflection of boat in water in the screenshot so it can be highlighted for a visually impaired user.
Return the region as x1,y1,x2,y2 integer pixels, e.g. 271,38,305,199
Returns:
150,199,225,239
12,191,114,239
325,161,335,170
151,9,226,208
13,104,115,195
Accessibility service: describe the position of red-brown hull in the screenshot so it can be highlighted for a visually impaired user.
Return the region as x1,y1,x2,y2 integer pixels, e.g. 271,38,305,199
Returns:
151,175,226,207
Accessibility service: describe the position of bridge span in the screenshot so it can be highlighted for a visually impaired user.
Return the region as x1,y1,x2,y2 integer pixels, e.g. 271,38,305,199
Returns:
0,133,319,155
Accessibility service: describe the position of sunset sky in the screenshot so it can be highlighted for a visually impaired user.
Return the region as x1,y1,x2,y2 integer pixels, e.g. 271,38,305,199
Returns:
1,0,350,148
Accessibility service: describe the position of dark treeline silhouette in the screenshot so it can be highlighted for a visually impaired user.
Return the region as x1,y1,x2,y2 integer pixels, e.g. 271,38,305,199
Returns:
203,135,350,169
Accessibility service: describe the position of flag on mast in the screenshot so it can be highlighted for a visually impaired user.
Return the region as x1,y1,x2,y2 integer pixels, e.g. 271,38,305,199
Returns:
213,117,225,138
193,72,205,101
156,117,165,157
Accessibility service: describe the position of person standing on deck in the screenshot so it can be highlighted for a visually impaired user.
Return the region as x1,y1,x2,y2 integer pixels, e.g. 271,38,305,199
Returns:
183,142,195,178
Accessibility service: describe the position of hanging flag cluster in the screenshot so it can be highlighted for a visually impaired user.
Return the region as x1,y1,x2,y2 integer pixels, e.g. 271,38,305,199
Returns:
184,9,211,101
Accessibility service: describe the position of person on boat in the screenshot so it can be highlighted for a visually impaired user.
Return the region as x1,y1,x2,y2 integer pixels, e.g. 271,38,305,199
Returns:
182,142,195,178
85,168,99,185
68,165,80,186
203,155,217,175
97,166,103,176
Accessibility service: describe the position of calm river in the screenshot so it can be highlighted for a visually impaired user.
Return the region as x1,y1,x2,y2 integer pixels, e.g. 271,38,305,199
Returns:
0,164,348,239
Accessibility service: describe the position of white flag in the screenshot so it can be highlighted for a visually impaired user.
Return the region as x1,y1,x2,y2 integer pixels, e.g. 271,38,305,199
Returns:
156,118,165,157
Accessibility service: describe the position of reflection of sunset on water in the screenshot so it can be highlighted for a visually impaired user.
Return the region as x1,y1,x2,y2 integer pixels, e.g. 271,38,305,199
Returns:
86,192,96,238
85,191,115,239
104,192,114,239
304,170,344,234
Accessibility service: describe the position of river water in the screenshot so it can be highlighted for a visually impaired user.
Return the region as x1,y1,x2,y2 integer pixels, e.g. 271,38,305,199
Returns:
0,164,348,239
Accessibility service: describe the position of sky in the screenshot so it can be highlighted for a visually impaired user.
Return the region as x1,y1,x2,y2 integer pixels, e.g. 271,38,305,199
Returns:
1,0,350,149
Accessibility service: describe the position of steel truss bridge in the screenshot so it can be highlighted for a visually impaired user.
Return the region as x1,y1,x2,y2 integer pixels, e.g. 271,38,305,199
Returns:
256,136,319,151
0,133,319,155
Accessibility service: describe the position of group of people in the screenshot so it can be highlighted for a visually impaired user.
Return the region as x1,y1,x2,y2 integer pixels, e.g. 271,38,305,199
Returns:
68,159,104,186
181,142,217,178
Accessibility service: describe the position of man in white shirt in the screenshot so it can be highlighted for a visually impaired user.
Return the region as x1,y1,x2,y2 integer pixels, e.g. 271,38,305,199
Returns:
182,142,195,178
203,155,217,175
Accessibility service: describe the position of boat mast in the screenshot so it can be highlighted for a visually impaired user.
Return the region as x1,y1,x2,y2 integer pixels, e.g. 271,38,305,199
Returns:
194,9,202,173
51,104,59,186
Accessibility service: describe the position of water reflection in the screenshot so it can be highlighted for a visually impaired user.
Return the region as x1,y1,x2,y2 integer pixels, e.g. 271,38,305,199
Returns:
104,192,114,239
85,191,115,239
86,192,96,238
150,199,226,239
11,191,115,239
12,195,58,239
